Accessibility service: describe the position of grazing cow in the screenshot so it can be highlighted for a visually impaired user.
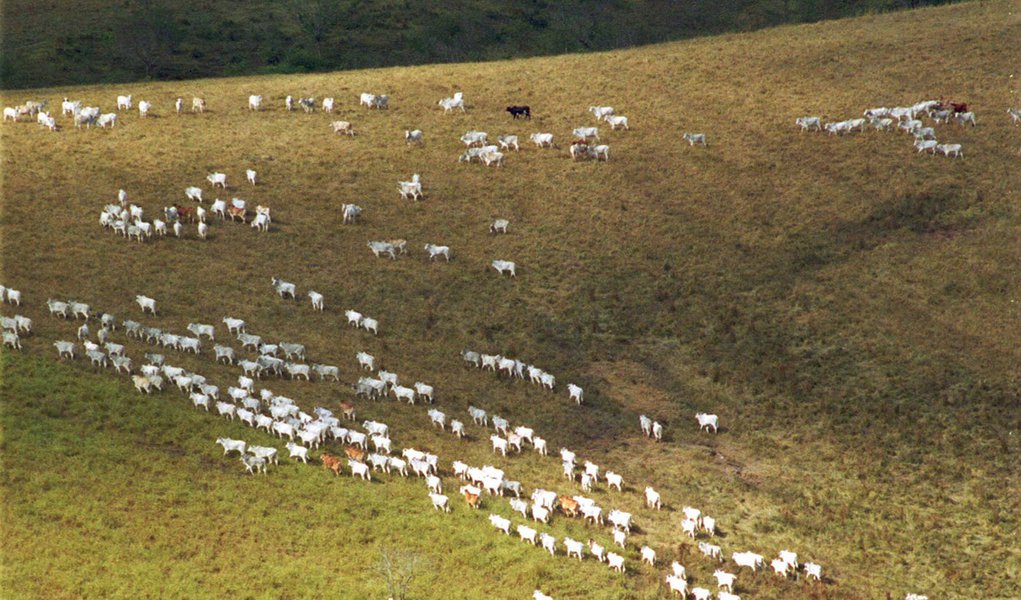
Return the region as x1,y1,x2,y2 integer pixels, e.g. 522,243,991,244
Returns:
699,541,723,561
492,260,516,277
427,492,450,512
404,129,424,144
529,132,554,148
539,533,556,556
427,408,446,430
1009,107,1021,124
796,116,822,131
136,295,157,315
216,437,246,457
771,558,793,577
341,203,362,225
564,538,585,560
321,452,343,475
804,562,822,581
461,485,482,509
507,105,531,119
936,143,963,158
666,575,687,598
702,515,716,536
248,95,262,110
605,115,629,130
488,514,512,535
284,442,309,464
460,131,488,146
691,588,711,600
497,135,519,151
607,552,625,573
271,277,296,299
348,460,371,480
733,551,764,572
696,412,719,433
914,139,938,154
424,243,451,261
683,133,707,146
567,383,583,404
953,111,976,126
241,456,267,475
368,241,397,259
714,570,737,592
572,127,599,141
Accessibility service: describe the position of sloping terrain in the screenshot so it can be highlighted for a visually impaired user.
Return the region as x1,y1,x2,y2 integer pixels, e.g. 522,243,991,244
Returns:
2,1,1020,598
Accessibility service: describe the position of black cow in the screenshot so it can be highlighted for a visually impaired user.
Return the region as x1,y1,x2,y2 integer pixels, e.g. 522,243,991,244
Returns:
506,105,531,119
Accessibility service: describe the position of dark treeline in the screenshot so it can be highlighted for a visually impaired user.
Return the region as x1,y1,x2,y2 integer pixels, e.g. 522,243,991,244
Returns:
1,0,955,89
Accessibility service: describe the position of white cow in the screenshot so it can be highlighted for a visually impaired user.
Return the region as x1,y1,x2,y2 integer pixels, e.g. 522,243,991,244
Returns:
492,260,516,277
117,95,133,110
796,116,822,131
529,132,554,148
540,533,556,556
216,437,246,456
248,95,262,110
607,552,625,573
206,173,227,189
404,129,424,144
645,486,661,509
589,106,614,120
564,538,585,560
641,546,656,566
714,570,737,592
424,243,451,261
567,383,583,404
460,130,488,146
696,412,719,433
271,277,296,299
683,133,707,146
136,295,157,315
488,514,511,535
666,575,687,597
368,241,397,259
733,551,764,572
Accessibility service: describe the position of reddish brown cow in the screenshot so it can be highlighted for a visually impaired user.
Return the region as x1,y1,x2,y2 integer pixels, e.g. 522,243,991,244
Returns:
339,402,356,421
464,491,481,509
321,453,342,476
345,446,365,462
559,496,579,518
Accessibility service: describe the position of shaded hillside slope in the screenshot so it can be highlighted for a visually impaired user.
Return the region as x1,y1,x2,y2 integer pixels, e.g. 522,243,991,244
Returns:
1,0,957,89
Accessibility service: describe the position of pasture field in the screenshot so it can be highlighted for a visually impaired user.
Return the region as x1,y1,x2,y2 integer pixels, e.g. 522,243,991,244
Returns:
2,1,1021,598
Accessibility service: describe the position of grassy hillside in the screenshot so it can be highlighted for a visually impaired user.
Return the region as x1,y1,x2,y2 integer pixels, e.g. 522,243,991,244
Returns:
2,1,1021,598
0,0,958,89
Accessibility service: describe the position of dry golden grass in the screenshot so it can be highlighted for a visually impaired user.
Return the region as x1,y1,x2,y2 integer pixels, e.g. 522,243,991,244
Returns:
2,1,1021,598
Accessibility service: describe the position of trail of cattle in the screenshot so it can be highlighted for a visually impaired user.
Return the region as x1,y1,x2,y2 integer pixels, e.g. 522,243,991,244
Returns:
4,82,1006,600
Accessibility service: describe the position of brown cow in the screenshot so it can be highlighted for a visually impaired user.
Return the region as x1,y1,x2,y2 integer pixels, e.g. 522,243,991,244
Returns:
559,496,579,518
339,402,356,421
464,491,481,509
173,204,195,223
321,452,342,476
227,206,246,222
345,446,365,462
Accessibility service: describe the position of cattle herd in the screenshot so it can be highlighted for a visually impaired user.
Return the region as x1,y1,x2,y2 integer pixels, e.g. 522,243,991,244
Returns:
2,83,999,600
795,99,1016,158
